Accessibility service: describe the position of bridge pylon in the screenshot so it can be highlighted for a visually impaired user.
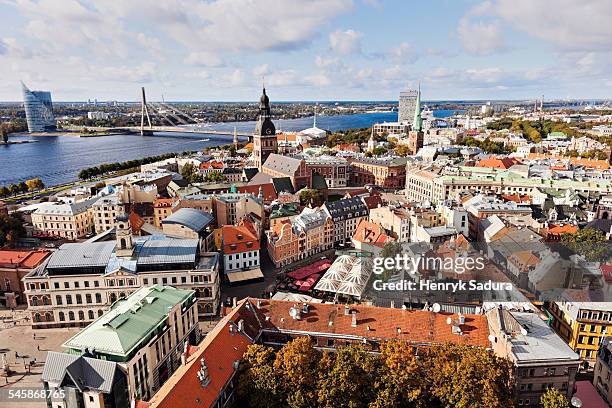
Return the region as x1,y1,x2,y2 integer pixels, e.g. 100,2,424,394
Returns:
140,87,152,135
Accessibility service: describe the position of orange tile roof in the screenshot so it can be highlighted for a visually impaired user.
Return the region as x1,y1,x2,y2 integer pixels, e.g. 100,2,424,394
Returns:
352,219,390,246
253,299,490,347
0,250,50,268
129,212,145,233
476,157,518,169
154,198,175,208
144,301,256,408
277,132,298,142
199,161,224,170
546,223,578,235
221,221,260,255
501,194,532,204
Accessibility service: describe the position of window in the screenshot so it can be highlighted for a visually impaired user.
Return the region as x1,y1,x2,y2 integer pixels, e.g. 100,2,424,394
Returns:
86,294,92,304
94,281,99,287
76,294,82,304
143,278,149,285
66,295,72,305
54,282,59,289
68,311,75,321
95,293,102,303
88,310,94,320
64,282,69,289
56,295,62,305
59,312,65,321
74,282,79,288
84,281,89,288
78,311,84,321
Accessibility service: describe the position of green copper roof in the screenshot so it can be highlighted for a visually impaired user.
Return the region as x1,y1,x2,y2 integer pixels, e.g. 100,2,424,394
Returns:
413,85,422,132
63,285,194,360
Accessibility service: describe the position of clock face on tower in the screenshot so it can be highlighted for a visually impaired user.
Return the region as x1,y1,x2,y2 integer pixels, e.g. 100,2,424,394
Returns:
266,128,272,134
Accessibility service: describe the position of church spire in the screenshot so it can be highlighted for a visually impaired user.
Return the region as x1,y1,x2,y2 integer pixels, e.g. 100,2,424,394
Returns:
313,105,317,128
413,84,422,132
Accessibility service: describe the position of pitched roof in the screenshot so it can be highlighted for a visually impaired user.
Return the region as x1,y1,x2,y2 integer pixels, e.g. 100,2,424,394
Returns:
144,300,256,408
63,285,194,358
237,183,277,202
42,351,120,394
271,177,295,194
221,221,260,255
253,299,490,347
476,157,518,169
323,196,368,222
352,219,390,246
162,208,214,232
262,153,304,176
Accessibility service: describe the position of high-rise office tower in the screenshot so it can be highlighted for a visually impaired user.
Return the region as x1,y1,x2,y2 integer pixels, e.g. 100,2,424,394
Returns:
21,82,56,132
398,89,419,125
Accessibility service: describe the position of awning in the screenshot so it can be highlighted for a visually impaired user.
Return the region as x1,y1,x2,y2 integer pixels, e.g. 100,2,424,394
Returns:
227,268,264,283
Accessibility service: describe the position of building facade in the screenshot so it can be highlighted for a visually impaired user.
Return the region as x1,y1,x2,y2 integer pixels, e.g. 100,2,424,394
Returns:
22,81,56,132
32,199,96,240
349,157,408,189
61,285,199,401
322,197,369,246
23,219,221,328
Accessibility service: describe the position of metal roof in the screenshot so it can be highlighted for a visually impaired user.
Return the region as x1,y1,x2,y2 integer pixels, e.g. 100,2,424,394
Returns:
47,242,116,269
136,238,198,266
162,208,213,232
63,285,194,358
42,351,119,393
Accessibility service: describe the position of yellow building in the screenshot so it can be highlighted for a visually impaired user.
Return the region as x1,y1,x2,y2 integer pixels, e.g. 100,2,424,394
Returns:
547,301,612,367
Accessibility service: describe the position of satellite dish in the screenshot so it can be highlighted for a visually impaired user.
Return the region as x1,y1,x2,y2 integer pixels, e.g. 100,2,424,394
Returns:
446,317,452,325
488,334,496,343
475,306,482,315
520,328,528,336
570,397,582,407
289,307,298,318
432,303,441,313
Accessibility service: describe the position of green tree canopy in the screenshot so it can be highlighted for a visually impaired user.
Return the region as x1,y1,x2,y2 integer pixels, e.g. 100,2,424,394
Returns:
561,227,609,262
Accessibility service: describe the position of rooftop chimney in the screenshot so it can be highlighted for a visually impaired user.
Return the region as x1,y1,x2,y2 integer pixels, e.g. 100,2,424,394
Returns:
344,305,350,316
351,311,357,327
197,358,211,388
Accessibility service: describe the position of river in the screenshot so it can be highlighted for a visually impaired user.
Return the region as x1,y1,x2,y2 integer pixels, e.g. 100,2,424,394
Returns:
0,110,458,186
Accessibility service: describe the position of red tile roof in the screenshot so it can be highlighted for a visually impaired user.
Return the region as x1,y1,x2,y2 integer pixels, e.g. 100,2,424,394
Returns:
199,161,224,170
221,221,260,255
476,157,518,169
253,299,491,348
144,301,256,408
0,250,50,269
237,183,277,203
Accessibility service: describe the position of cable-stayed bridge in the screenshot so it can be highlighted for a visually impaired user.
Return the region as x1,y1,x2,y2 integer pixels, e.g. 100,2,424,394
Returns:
105,87,252,141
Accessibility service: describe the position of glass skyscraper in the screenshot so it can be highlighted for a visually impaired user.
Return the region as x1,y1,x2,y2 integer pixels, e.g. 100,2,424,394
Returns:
21,81,56,132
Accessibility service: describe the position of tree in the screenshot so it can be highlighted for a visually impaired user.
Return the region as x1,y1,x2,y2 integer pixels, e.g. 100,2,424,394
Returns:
203,171,227,183
299,189,324,207
237,344,284,408
371,341,426,408
421,344,514,408
25,178,44,192
180,162,203,184
0,186,8,198
0,213,25,247
540,388,570,408
316,345,381,408
561,227,609,262
273,337,320,408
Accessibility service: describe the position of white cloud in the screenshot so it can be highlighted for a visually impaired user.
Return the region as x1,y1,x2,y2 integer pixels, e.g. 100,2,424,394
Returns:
225,69,245,86
315,55,339,68
390,42,418,63
184,51,224,67
329,29,362,55
252,64,270,78
457,17,506,55
491,0,612,51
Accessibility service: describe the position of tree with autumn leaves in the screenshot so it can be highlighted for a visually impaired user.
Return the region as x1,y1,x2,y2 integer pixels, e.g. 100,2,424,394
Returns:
237,337,514,408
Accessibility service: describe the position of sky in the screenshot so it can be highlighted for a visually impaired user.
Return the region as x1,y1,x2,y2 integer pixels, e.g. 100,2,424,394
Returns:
0,0,611,102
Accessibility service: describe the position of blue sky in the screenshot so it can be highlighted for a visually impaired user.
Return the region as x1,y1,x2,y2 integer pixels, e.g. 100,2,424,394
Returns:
0,0,611,101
